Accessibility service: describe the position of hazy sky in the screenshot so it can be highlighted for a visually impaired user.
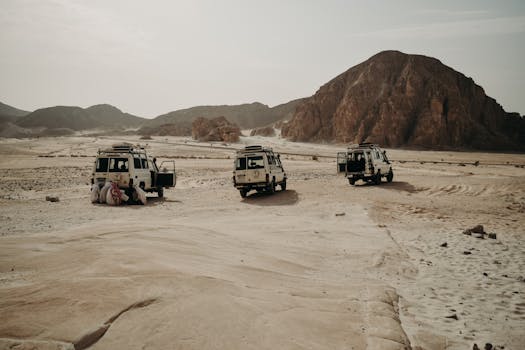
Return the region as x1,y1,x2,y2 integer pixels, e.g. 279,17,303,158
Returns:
1,0,524,117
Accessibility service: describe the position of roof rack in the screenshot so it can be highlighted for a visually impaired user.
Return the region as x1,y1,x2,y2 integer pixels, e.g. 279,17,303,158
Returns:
347,143,379,150
237,145,273,153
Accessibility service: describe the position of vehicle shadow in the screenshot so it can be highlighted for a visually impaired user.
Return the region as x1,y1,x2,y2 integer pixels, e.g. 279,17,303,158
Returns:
242,189,299,206
353,180,418,193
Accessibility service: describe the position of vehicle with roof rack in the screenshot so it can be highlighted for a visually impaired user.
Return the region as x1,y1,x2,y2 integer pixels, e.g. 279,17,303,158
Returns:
337,143,393,185
233,145,287,198
91,143,176,202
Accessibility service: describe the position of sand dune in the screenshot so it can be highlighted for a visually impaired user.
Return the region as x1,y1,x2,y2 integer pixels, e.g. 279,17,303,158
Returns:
0,135,524,350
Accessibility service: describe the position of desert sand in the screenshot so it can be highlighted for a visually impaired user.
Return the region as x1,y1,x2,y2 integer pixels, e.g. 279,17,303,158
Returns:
0,135,524,350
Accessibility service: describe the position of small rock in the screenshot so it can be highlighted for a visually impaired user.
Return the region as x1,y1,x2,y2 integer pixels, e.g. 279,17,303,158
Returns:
463,251,472,255
472,232,485,239
471,225,485,234
483,272,488,277
45,196,60,202
445,313,458,320
440,242,448,248
335,212,346,217
488,233,497,239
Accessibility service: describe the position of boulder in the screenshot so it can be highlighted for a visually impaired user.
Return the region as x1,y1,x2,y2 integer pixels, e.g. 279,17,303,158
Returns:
192,116,241,142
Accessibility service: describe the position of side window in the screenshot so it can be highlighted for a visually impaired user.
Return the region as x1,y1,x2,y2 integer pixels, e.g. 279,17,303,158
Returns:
141,155,148,169
133,156,142,169
96,158,109,172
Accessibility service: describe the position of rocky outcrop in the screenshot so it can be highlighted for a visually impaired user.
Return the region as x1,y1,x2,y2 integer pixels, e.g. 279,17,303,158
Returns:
282,50,525,150
192,116,241,142
250,126,276,137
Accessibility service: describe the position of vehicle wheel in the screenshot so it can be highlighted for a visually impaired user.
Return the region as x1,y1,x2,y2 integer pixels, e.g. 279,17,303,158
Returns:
349,178,355,186
268,181,276,194
374,172,381,185
386,170,394,183
157,187,164,198
240,189,247,198
280,180,287,191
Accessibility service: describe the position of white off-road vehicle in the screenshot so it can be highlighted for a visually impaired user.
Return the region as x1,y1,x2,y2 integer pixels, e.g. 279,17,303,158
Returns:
233,145,287,198
337,143,393,185
91,143,176,200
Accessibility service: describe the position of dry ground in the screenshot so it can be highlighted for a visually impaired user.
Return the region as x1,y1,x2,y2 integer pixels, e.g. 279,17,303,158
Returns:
0,135,524,350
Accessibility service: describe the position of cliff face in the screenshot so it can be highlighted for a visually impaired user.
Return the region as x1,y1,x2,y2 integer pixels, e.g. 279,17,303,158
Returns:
282,51,524,150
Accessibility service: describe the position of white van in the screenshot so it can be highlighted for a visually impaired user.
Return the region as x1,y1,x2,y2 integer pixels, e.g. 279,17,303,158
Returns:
233,145,287,198
337,143,393,185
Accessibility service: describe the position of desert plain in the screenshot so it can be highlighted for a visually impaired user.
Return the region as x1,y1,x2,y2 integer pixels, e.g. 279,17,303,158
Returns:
0,134,524,350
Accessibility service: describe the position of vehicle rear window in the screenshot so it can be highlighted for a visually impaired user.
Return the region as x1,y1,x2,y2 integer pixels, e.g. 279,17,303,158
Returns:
236,157,247,170
109,158,129,172
96,157,109,172
247,156,264,169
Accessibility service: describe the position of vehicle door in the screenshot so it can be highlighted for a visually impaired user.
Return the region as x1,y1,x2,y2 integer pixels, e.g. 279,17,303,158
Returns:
107,156,131,187
132,153,150,188
270,152,285,182
372,148,388,174
337,152,347,174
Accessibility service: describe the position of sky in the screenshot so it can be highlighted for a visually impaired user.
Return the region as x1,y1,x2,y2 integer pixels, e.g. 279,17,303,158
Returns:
1,0,524,118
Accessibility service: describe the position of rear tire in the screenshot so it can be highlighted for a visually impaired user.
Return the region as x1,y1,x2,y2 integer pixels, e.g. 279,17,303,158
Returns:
240,189,247,198
268,180,276,194
157,187,164,198
386,170,393,183
348,178,355,186
374,171,381,185
281,180,287,191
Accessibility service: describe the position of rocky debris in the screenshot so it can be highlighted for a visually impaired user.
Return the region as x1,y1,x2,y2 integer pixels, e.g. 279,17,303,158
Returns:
463,225,499,240
250,125,276,137
281,50,525,151
445,313,458,320
335,212,346,216
192,116,241,143
440,242,448,247
463,251,472,255
45,195,60,202
472,343,504,350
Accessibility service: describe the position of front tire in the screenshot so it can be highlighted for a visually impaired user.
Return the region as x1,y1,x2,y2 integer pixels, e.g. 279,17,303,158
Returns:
240,189,247,198
280,179,287,191
348,178,355,186
157,187,164,198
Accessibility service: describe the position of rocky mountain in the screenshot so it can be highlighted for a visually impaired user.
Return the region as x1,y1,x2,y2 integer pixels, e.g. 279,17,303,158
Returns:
148,99,304,130
282,51,525,151
16,104,146,131
192,116,241,143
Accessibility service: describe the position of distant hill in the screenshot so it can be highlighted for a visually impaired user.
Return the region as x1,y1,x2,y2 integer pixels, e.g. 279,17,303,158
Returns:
282,50,525,151
146,99,304,130
16,104,146,131
0,101,30,124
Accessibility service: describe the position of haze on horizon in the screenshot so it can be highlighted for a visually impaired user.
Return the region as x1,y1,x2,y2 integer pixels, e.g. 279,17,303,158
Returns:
1,0,524,118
